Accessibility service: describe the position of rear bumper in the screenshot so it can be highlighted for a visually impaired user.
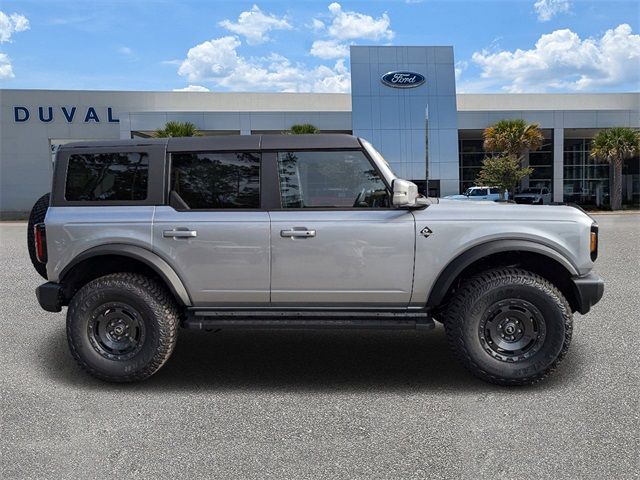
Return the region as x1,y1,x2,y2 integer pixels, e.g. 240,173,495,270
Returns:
36,282,64,312
571,272,605,315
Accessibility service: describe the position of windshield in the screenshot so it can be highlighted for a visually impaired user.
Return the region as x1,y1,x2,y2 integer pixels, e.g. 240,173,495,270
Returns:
360,138,396,183
520,188,539,194
466,188,486,196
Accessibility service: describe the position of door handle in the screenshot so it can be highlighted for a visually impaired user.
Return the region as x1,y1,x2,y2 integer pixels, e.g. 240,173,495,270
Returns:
280,228,316,238
163,229,197,238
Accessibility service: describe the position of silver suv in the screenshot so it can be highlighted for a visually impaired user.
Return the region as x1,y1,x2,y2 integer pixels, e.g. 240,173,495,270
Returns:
28,134,604,385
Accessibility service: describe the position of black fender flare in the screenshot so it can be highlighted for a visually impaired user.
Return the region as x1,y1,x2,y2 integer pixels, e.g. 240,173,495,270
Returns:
60,244,192,306
426,239,579,308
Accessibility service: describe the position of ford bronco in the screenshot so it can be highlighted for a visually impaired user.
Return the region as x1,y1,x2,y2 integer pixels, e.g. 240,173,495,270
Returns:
28,134,604,385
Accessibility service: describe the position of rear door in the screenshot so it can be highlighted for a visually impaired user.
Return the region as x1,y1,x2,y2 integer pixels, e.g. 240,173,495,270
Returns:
153,150,270,306
268,149,416,307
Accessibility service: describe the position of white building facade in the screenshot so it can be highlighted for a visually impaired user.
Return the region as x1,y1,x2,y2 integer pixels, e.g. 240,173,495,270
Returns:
1,45,639,216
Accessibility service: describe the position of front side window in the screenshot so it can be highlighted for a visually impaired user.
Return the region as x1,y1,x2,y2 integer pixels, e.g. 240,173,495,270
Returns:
65,152,148,201
171,152,260,209
277,151,389,208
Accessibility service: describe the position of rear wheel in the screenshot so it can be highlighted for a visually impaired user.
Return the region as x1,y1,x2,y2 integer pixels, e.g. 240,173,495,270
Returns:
67,273,179,382
27,193,50,279
443,268,572,385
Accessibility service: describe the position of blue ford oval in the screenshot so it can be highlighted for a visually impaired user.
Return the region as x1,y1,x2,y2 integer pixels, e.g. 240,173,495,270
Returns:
381,71,426,88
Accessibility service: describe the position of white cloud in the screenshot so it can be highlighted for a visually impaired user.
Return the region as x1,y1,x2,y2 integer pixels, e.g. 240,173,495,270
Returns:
310,18,325,32
0,52,14,79
219,5,291,45
118,46,134,56
0,11,29,43
0,12,28,80
173,85,210,92
177,36,350,93
533,0,570,22
325,3,393,41
454,60,468,81
471,24,640,92
310,39,350,60
307,3,394,60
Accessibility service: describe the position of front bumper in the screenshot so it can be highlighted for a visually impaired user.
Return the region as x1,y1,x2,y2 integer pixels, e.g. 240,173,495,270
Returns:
36,282,64,312
571,272,605,315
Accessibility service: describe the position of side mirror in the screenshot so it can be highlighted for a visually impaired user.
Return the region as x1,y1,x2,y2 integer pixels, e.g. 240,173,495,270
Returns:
392,179,425,207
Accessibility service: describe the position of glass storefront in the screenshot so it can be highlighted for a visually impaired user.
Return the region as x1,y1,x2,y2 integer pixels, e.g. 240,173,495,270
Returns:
563,138,609,206
458,130,553,194
458,133,490,194
563,137,639,207
527,135,553,190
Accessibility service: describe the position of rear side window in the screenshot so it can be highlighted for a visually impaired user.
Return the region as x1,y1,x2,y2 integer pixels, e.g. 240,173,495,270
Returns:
490,188,500,194
170,152,260,209
65,152,149,201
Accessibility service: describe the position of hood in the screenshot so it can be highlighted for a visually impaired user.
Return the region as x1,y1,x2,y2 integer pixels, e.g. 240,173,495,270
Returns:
421,198,590,222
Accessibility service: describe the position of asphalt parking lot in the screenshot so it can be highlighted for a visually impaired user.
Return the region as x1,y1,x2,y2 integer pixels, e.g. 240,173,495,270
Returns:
1,214,638,479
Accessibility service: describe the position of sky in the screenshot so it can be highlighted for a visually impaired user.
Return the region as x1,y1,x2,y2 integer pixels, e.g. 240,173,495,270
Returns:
0,0,638,93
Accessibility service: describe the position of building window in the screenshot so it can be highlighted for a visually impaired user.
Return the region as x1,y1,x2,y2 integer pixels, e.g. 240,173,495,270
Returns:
458,134,496,193
564,137,640,207
459,130,554,195
527,135,554,190
563,138,610,206
65,152,148,201
170,152,260,209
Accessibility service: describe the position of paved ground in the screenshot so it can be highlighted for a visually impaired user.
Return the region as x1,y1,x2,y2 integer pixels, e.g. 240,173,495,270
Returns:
1,214,638,479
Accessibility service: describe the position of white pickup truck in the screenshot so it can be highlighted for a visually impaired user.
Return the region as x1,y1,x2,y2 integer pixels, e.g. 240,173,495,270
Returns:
444,186,507,201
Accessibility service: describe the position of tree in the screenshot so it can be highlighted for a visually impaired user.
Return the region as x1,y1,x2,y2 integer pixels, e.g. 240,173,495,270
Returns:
478,119,544,197
483,119,544,159
476,156,533,199
153,121,201,138
289,123,319,134
590,127,640,210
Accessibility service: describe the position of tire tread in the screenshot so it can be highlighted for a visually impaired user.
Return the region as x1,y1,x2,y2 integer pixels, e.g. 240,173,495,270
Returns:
442,267,573,386
66,272,179,382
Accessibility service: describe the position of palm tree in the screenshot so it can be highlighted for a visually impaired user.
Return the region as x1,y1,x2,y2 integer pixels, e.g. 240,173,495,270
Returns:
289,123,319,134
153,121,201,138
483,119,544,160
590,127,640,210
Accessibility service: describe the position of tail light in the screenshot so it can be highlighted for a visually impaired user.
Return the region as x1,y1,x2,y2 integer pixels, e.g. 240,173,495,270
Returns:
34,223,48,263
590,224,598,262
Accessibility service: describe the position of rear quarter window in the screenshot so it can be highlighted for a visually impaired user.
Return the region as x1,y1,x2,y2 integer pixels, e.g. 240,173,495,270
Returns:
65,152,149,201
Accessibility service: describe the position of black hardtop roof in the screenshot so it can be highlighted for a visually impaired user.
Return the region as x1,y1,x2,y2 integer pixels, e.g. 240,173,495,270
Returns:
59,134,362,152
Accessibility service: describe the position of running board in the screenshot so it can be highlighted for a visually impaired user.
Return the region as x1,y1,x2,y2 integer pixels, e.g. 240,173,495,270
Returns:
183,310,434,330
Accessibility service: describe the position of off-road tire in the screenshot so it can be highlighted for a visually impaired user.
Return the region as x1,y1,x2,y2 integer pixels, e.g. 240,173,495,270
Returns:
67,273,179,382
443,268,572,386
27,193,50,279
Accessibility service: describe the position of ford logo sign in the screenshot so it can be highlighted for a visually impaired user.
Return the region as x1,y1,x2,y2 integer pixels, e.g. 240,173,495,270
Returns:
381,71,426,89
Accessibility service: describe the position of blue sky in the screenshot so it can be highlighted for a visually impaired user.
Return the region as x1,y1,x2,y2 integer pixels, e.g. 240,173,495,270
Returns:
0,0,638,93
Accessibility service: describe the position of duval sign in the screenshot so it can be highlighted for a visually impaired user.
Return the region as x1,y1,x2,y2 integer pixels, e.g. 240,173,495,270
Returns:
13,106,119,123
380,71,426,88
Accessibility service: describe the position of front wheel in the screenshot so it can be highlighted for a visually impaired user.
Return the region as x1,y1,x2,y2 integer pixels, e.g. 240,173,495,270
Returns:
67,273,179,382
443,268,572,385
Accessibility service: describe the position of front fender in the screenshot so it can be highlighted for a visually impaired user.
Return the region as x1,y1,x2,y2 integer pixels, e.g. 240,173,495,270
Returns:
425,239,579,308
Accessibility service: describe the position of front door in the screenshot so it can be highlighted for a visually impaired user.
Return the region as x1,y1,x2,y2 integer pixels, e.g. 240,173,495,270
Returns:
153,150,270,306
269,150,416,307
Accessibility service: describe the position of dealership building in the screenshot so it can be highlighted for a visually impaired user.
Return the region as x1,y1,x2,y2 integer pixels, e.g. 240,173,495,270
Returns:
1,45,639,216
